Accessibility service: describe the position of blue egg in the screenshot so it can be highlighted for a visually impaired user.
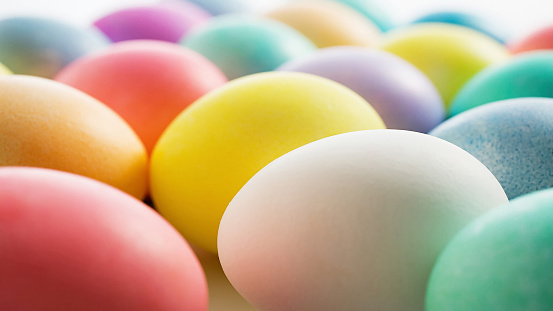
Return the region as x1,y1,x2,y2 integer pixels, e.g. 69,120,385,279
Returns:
0,17,109,78
411,11,509,43
430,97,553,199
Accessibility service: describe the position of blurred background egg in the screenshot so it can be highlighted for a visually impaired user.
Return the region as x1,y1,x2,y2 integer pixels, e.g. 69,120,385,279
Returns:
509,23,553,53
0,167,207,311
449,51,553,115
0,62,11,75
181,15,316,80
0,75,147,199
0,16,109,78
218,129,508,311
426,187,553,310
313,0,393,31
181,0,285,15
278,46,444,133
431,97,553,200
150,72,385,253
56,40,227,154
380,23,509,108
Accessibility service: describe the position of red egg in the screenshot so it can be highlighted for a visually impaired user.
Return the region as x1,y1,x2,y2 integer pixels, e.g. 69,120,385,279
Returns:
55,40,228,153
0,167,207,311
510,24,553,53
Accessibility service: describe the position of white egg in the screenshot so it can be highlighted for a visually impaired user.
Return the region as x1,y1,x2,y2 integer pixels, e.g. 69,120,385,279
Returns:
218,129,508,311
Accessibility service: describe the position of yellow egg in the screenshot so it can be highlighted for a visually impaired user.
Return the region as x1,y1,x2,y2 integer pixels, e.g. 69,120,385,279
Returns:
0,62,12,75
0,75,148,199
151,72,385,252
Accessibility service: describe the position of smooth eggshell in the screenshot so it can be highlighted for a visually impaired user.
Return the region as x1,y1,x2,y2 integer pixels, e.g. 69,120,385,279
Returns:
0,167,207,311
0,75,147,199
150,72,385,253
218,129,508,311
314,0,393,31
510,23,553,53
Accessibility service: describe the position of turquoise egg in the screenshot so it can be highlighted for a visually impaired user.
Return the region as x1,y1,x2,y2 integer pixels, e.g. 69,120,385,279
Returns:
319,0,394,31
426,187,553,310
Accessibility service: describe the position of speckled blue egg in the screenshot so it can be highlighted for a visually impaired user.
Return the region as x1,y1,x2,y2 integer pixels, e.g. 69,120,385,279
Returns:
430,97,553,199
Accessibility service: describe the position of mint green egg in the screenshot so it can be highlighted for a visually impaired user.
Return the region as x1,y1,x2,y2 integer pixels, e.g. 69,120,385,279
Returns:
426,188,553,310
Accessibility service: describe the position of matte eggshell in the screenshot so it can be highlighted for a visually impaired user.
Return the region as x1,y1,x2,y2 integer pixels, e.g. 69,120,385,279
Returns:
265,1,381,48
510,23,553,53
150,72,385,253
0,75,147,199
218,130,508,311
431,97,553,199
427,187,553,310
0,167,207,311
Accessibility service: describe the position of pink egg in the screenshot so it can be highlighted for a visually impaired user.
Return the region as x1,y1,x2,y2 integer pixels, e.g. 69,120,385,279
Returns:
0,167,207,311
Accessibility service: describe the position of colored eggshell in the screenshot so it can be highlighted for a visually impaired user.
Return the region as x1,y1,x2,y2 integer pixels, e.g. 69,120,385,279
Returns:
0,17,109,78
181,15,316,80
218,129,508,311
0,75,147,199
411,11,509,43
150,72,385,253
0,167,207,311
278,46,444,133
381,24,509,108
316,0,393,31
56,40,228,154
450,51,553,115
182,0,283,15
510,23,553,53
427,187,553,310
431,97,553,200
93,3,211,43
265,1,381,48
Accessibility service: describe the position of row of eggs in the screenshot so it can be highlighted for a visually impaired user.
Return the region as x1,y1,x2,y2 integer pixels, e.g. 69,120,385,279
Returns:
1,0,553,310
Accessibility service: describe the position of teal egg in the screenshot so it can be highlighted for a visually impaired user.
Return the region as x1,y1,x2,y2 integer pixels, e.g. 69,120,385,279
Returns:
320,0,394,31
181,15,316,80
450,51,553,116
426,187,553,311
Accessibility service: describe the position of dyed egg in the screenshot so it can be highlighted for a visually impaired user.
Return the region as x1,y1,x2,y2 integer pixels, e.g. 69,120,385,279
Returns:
427,187,553,310
94,3,210,43
0,167,207,311
56,40,227,153
218,130,508,311
265,1,381,48
431,97,553,200
381,24,509,108
0,62,11,75
510,23,553,53
316,0,393,31
411,11,509,43
181,15,316,80
150,72,385,253
182,0,283,15
0,75,147,199
0,17,109,78
450,51,553,115
278,46,444,133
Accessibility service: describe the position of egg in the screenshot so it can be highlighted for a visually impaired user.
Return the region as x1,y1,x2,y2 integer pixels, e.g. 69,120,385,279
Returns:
265,0,381,48
0,17,109,78
181,15,316,80
0,62,11,75
426,187,553,310
278,46,445,133
510,23,553,53
314,0,393,31
56,40,227,154
0,167,207,311
431,97,553,200
0,75,147,199
381,23,509,108
449,52,553,115
182,0,283,15
150,72,385,253
218,129,508,311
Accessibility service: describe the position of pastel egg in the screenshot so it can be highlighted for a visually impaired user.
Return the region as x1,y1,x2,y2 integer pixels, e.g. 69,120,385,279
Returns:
0,16,109,78
0,167,207,311
450,51,553,116
182,0,283,15
427,187,553,310
381,24,509,108
265,0,381,48
315,0,393,31
510,23,553,53
0,75,147,199
56,40,227,154
93,3,211,43
218,130,508,311
431,97,553,200
0,62,11,75
181,15,315,80
278,46,444,133
150,72,385,253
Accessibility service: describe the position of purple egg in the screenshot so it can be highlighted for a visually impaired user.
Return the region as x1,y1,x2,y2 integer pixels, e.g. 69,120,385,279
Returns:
94,2,211,43
278,47,445,133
